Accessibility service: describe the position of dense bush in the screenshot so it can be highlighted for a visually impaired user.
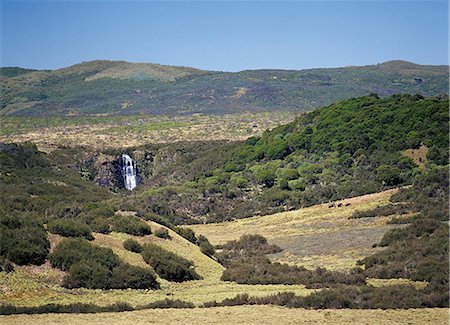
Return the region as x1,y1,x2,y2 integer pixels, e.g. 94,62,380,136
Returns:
149,94,448,224
50,237,119,272
202,284,446,309
109,263,159,290
218,234,364,288
123,238,143,253
0,143,111,223
173,227,197,243
47,219,94,240
141,244,201,282
0,257,14,273
0,298,197,315
154,227,171,239
217,234,282,265
138,299,195,309
358,167,449,307
50,238,159,290
0,215,49,265
350,203,410,219
0,302,134,315
111,215,151,236
197,235,215,257
90,217,111,234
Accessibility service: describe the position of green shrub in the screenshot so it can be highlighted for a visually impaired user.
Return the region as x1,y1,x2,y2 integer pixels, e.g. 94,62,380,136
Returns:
0,302,134,315
0,257,14,273
50,238,159,290
123,238,143,253
197,235,215,257
90,217,111,234
50,238,119,272
0,215,49,266
288,179,306,191
141,244,201,282
154,227,171,239
47,219,93,240
138,299,195,309
111,215,151,236
110,263,159,290
173,227,197,243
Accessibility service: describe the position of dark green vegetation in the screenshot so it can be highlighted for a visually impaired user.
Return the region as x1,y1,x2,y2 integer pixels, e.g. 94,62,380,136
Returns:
141,244,201,282
154,227,170,239
111,215,152,236
50,238,159,290
1,60,447,116
218,235,365,288
131,94,449,224
0,92,448,310
0,299,195,315
123,238,143,253
197,235,215,257
358,167,449,305
0,142,111,221
0,215,49,266
0,67,38,78
47,219,94,240
216,167,449,308
202,284,439,309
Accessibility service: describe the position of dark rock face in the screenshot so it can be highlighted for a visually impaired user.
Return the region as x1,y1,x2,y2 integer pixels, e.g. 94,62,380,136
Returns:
77,153,124,190
80,153,143,191
93,154,124,190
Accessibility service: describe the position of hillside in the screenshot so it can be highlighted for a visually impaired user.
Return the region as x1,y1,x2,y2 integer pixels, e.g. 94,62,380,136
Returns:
121,94,448,224
0,93,448,315
0,60,448,116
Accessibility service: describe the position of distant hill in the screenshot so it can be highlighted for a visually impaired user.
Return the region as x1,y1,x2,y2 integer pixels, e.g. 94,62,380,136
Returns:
0,60,448,116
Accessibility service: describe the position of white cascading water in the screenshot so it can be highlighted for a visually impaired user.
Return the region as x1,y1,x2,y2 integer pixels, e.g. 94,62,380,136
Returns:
121,154,137,190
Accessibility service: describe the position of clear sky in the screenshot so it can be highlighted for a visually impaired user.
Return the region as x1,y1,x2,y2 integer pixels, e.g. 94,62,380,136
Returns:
1,1,448,71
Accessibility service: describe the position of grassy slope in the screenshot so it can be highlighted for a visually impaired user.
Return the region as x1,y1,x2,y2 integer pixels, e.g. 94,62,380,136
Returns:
0,306,448,325
0,220,312,308
189,189,402,270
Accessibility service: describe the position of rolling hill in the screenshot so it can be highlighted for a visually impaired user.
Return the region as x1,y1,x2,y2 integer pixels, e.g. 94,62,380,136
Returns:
1,60,448,116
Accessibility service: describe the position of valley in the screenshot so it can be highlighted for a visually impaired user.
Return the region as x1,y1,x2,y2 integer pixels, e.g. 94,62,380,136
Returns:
0,93,448,324
189,189,401,270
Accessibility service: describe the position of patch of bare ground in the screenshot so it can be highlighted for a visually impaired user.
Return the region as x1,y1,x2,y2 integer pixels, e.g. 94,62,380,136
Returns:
189,189,403,270
402,144,428,169
0,306,448,325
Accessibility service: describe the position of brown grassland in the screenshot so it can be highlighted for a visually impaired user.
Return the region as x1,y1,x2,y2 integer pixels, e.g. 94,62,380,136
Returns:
0,112,296,150
0,306,448,325
189,189,403,270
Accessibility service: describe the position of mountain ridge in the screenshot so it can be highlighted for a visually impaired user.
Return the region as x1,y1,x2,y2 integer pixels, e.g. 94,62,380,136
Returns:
1,60,448,116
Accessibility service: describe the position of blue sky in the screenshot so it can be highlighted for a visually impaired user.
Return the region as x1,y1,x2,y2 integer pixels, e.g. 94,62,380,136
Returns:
1,1,448,71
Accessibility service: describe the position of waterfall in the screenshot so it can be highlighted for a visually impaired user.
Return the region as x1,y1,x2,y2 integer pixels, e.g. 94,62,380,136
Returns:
121,154,137,190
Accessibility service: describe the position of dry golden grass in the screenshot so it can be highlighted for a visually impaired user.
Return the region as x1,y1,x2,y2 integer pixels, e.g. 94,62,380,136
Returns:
0,112,296,150
1,306,448,325
0,220,312,308
366,278,429,290
189,189,401,270
402,144,429,169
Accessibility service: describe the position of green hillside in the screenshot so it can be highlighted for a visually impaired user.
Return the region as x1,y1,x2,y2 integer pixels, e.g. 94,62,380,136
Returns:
135,94,449,223
1,60,448,116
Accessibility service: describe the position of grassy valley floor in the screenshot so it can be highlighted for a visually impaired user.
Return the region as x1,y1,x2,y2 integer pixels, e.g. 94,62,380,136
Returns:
189,189,402,270
0,306,448,325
